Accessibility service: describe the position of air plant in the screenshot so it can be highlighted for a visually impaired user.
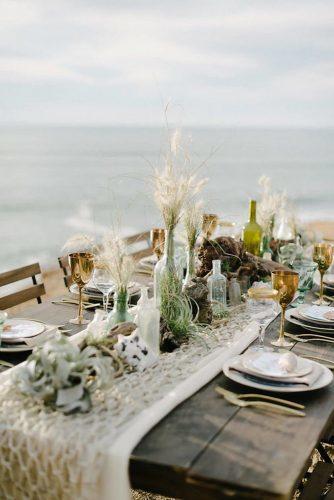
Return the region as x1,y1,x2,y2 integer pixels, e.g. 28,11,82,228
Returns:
14,336,111,414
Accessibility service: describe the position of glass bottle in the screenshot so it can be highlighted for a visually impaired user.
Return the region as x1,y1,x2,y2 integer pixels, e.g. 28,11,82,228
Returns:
207,260,227,318
137,287,160,355
229,277,241,306
108,287,132,327
242,200,263,256
261,234,273,260
154,228,181,307
183,244,196,290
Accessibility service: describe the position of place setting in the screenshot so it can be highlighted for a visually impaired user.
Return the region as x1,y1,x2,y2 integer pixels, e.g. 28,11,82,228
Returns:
0,315,59,353
223,350,332,392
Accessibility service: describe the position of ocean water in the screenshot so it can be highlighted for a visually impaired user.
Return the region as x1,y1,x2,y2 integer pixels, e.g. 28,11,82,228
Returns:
0,126,333,272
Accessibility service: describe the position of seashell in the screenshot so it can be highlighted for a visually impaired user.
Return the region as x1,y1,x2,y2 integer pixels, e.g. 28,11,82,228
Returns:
278,352,297,372
114,329,158,371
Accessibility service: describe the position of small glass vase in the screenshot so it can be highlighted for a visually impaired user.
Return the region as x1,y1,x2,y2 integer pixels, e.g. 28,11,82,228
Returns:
154,228,181,307
108,288,132,327
261,232,273,261
183,245,196,290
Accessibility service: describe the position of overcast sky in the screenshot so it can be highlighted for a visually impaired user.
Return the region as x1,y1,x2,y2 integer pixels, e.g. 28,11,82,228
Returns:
0,0,333,127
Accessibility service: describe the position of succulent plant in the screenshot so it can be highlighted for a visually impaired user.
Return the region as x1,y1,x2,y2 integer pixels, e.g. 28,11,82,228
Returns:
14,335,111,414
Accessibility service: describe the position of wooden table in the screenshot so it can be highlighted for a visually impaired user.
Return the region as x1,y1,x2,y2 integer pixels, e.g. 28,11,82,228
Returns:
4,294,334,500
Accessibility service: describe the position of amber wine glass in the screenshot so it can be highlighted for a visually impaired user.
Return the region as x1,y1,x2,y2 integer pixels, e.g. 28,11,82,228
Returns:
271,270,299,348
68,252,95,324
150,228,165,260
313,243,333,306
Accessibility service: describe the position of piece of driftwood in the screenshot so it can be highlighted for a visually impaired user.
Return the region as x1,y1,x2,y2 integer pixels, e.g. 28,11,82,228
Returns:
183,277,212,324
197,236,288,282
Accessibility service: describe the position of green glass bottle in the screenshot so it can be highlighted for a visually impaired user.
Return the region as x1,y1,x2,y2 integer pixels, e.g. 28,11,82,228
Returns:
242,200,263,256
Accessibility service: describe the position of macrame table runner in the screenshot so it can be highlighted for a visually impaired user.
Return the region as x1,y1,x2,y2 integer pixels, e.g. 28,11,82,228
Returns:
0,307,259,500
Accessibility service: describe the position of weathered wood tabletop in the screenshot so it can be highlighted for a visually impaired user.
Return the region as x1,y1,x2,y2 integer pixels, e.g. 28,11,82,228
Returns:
3,293,334,500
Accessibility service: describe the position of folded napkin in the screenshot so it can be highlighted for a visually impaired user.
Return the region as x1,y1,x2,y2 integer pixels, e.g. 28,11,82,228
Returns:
230,358,323,387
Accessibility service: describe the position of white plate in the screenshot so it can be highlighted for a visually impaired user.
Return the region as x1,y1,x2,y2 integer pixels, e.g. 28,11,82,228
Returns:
243,352,312,379
300,305,334,323
314,272,334,292
324,274,334,286
223,356,333,393
286,309,334,333
2,319,45,342
70,282,139,297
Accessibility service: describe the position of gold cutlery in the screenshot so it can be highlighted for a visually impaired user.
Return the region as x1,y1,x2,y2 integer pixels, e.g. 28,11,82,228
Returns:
0,360,14,368
284,332,334,344
52,299,100,309
215,387,305,416
300,354,334,370
215,387,304,409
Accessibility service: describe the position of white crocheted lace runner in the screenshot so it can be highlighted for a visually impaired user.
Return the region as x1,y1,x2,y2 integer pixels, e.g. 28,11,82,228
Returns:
0,306,259,500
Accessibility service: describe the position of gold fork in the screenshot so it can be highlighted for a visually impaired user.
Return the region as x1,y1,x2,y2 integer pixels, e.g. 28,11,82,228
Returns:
285,332,334,344
215,387,305,409
215,387,305,417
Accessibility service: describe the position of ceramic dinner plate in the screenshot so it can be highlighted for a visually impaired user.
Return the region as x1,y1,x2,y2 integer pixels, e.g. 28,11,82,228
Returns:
324,274,334,286
314,272,334,293
242,352,312,379
2,319,45,342
300,305,334,323
285,309,334,333
70,281,139,297
223,356,333,393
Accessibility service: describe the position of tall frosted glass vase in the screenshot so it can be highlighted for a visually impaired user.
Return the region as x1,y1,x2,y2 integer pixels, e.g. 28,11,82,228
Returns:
154,228,181,308
108,287,132,327
183,245,196,290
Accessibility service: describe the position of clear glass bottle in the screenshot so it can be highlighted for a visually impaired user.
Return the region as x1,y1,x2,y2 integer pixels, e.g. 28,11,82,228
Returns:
242,200,263,256
229,277,241,306
137,287,160,355
154,228,181,307
207,260,227,318
183,245,196,290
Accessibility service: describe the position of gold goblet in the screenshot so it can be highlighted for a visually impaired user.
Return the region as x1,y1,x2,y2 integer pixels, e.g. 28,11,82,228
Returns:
312,243,333,306
150,228,165,260
271,270,299,348
68,252,95,325
202,213,218,240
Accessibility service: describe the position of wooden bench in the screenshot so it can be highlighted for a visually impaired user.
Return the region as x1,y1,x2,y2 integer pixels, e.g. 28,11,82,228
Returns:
0,263,45,309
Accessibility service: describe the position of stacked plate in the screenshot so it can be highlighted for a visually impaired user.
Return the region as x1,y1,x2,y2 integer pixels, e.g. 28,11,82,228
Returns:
286,305,334,334
0,319,45,353
223,351,333,393
314,272,334,295
70,280,141,304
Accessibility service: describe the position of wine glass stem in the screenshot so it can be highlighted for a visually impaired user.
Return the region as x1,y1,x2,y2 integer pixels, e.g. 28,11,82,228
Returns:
78,286,83,323
279,306,286,343
320,271,324,303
